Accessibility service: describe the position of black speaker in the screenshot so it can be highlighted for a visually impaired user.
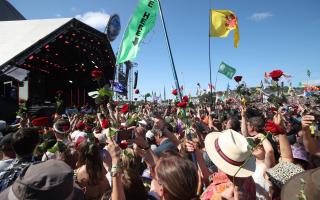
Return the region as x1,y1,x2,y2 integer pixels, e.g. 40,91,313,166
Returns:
134,71,138,89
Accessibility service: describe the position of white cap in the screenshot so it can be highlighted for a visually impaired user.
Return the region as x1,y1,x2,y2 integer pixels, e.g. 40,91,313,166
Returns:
145,130,154,139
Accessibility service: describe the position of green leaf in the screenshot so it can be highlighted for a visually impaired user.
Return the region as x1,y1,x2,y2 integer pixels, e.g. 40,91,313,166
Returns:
48,141,66,153
108,128,118,138
105,90,114,98
98,88,108,96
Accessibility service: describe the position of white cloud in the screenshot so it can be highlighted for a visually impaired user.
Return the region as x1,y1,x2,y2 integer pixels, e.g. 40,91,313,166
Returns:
250,12,273,21
75,11,110,30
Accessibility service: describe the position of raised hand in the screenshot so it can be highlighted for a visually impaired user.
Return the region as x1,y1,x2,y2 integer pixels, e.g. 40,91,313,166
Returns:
301,115,315,129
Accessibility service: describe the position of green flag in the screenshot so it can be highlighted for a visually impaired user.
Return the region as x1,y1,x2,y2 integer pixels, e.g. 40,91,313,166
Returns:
218,62,236,79
116,0,159,64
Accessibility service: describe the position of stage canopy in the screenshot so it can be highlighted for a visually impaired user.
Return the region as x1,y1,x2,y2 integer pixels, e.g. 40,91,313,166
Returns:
0,18,116,83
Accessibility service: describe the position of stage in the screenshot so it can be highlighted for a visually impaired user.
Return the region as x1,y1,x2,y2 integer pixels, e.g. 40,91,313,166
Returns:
0,18,116,122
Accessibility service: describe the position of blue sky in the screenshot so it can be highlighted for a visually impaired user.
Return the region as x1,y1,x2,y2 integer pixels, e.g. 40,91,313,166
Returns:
9,0,320,98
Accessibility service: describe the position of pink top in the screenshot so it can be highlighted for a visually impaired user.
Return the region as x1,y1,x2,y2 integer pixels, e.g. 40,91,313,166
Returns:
200,172,256,200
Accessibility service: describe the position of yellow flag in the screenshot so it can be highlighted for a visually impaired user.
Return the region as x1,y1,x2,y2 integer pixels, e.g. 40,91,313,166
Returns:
210,10,239,48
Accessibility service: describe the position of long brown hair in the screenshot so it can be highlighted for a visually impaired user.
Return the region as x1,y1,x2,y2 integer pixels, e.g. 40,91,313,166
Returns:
156,155,199,200
77,141,103,185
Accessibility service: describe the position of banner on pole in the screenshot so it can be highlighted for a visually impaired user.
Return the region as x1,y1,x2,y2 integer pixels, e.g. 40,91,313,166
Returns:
210,10,240,48
116,0,159,64
218,62,236,79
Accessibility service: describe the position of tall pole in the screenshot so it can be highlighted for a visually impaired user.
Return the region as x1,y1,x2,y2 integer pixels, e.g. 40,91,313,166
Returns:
208,4,214,108
157,0,197,167
157,0,183,102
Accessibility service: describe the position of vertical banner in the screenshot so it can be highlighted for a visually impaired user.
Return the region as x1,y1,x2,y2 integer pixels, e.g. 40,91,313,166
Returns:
116,0,159,64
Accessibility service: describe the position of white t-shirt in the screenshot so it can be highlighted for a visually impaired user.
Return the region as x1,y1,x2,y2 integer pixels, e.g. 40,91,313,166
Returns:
70,130,87,142
252,162,271,200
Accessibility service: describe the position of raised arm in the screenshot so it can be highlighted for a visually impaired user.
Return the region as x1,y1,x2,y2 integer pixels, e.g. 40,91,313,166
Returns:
301,115,320,157
241,106,249,137
206,106,214,130
185,140,211,186
260,134,275,168
107,140,126,200
274,113,293,162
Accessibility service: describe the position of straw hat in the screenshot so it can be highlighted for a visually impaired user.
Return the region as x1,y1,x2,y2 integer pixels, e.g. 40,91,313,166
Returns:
204,129,256,177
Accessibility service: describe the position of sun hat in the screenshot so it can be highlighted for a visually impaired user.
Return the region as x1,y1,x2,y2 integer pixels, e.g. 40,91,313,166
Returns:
204,129,256,177
53,119,71,135
0,159,84,200
266,161,304,189
281,167,320,200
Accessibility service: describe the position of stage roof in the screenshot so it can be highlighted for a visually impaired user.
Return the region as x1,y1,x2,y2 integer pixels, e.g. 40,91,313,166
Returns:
0,18,115,82
0,18,70,67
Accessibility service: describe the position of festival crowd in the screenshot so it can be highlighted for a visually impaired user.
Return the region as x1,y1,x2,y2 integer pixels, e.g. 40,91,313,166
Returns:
0,74,320,200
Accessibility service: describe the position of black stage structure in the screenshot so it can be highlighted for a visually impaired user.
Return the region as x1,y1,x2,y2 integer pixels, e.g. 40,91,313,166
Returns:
0,18,116,122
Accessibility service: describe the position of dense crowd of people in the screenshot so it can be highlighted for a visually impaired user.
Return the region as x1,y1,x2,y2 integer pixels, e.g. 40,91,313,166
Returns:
0,92,319,200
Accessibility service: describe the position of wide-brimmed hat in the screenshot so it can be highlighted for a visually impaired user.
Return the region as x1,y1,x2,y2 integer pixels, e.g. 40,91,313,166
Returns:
0,159,84,200
281,167,320,200
204,129,256,177
266,161,304,189
53,119,71,135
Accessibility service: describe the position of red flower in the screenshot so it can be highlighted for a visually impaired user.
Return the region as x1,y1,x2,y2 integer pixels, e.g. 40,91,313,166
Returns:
113,101,119,106
76,121,86,130
234,76,242,83
120,103,129,114
31,117,49,127
91,70,103,80
56,90,63,96
270,107,277,113
101,119,109,129
172,89,178,96
134,89,140,94
182,95,189,102
85,124,93,132
119,141,128,149
269,70,283,81
75,136,86,150
264,120,285,135
176,102,187,108
171,107,177,113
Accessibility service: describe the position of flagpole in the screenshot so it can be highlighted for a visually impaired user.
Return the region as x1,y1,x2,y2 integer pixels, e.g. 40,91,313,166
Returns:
157,0,197,168
157,0,183,102
208,0,214,108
